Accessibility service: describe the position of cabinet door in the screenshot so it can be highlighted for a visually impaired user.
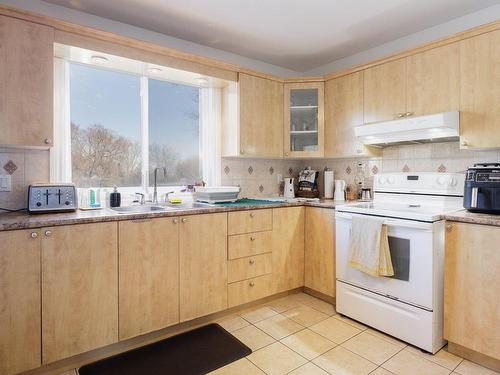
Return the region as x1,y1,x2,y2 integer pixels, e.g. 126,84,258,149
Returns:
364,59,406,123
0,16,53,147
284,82,324,157
180,213,228,321
119,218,179,340
304,207,335,297
325,72,380,157
444,222,500,360
42,223,118,363
459,30,500,149
0,230,41,375
406,43,460,116
272,207,305,293
239,73,283,157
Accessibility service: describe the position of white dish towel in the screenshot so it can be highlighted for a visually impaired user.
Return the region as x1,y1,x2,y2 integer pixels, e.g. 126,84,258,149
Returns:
348,215,395,277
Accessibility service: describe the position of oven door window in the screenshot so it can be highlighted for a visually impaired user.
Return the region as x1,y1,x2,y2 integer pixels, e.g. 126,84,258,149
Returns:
386,236,410,281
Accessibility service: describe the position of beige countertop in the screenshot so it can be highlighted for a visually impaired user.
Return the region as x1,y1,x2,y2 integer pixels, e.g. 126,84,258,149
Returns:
444,209,500,227
0,199,339,231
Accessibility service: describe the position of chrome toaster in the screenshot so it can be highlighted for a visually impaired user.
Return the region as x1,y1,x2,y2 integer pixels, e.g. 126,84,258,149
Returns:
28,183,78,213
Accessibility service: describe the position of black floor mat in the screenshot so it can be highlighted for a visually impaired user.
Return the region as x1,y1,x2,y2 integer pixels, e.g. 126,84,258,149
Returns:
78,323,252,375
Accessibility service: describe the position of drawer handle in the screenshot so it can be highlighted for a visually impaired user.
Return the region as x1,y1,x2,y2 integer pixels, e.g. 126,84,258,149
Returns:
44,230,52,237
181,218,188,223
30,232,38,239
173,218,179,224
249,259,255,265
250,236,256,241
249,281,255,287
249,212,255,218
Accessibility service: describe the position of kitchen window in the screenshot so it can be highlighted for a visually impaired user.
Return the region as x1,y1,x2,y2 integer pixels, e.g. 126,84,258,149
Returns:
51,46,223,196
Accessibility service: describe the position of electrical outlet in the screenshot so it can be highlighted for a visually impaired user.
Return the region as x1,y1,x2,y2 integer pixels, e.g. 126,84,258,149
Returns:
0,175,12,192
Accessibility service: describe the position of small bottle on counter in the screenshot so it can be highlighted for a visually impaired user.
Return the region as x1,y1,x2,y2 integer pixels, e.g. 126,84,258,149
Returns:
109,186,121,208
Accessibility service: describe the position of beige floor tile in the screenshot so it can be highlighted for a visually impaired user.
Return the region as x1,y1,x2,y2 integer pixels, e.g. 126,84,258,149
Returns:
267,295,303,313
298,295,337,315
405,345,462,370
281,328,337,360
231,325,275,351
333,314,368,331
365,328,407,349
288,362,330,375
247,341,307,375
241,306,278,323
283,305,330,327
217,315,250,332
313,346,378,375
454,360,500,375
370,367,395,374
382,348,451,375
310,317,362,344
342,331,403,365
208,358,266,374
255,314,304,340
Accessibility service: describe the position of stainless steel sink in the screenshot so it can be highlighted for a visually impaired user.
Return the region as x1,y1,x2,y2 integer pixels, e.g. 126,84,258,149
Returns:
111,205,172,214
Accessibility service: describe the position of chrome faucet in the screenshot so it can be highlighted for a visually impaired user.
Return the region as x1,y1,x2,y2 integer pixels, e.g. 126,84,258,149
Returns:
134,192,145,205
153,167,167,204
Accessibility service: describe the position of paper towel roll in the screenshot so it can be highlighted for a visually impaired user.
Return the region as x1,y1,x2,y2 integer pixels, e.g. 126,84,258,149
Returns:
324,170,334,199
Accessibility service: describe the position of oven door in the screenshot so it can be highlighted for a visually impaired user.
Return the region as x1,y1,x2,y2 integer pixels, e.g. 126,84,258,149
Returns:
336,211,437,310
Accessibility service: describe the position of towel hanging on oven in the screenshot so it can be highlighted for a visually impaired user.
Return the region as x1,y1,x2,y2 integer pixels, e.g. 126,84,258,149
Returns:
348,216,394,277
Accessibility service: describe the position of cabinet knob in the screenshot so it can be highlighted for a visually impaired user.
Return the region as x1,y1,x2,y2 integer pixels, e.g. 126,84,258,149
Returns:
460,140,468,147
396,113,405,118
250,236,256,241
181,218,188,223
249,281,255,287
30,232,38,239
405,112,414,117
249,212,255,218
240,150,245,155
44,230,52,237
173,218,179,224
285,152,289,156
44,138,52,145
249,259,255,265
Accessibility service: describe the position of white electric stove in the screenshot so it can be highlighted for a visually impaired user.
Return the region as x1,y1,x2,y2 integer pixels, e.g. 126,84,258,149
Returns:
335,172,465,354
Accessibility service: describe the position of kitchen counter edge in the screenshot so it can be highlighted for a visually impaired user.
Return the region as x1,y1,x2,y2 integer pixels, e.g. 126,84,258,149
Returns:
444,209,500,227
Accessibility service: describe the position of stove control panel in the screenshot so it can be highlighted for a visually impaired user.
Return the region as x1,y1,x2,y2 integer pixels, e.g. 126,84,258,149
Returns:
374,172,464,196
28,184,77,213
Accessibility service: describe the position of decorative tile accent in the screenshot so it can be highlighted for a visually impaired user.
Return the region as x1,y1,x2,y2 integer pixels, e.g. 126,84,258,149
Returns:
224,165,230,175
402,164,410,172
437,164,447,173
371,165,379,175
259,185,264,193
345,166,352,175
248,166,254,175
3,160,17,175
269,166,274,175
288,167,294,175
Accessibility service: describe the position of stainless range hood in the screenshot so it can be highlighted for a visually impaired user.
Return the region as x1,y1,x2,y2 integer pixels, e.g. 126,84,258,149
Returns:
355,111,459,147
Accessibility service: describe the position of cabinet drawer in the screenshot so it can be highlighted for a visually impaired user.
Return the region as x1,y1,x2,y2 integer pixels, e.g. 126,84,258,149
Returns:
228,231,272,259
228,209,272,235
228,253,272,283
228,274,273,307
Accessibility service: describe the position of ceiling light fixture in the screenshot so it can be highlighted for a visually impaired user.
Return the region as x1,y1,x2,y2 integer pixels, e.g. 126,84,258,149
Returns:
90,55,109,64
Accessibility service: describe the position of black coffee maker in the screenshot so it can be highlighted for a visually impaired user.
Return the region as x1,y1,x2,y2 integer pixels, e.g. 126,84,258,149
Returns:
464,163,500,214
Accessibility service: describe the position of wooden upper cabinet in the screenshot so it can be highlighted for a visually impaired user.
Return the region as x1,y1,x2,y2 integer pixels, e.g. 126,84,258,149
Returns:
42,223,118,364
179,213,228,322
406,43,460,116
0,15,53,147
444,222,500,361
284,82,324,157
238,73,283,157
459,29,500,149
304,207,335,298
118,218,179,340
324,72,380,157
363,59,406,123
0,229,41,375
272,207,305,293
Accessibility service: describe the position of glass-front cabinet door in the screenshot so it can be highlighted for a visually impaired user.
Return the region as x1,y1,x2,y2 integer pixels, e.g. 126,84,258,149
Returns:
284,82,324,157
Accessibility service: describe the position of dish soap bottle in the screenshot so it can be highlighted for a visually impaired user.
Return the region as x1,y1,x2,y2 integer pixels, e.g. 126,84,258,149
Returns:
110,186,121,208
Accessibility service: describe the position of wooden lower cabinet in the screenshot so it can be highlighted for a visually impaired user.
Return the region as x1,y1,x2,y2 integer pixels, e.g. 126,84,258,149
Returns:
118,218,179,340
304,207,335,298
228,274,273,307
42,223,118,364
444,221,500,365
272,207,305,293
0,229,41,375
180,213,228,322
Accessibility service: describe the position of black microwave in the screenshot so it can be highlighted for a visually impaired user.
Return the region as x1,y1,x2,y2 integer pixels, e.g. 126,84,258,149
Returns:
464,163,500,214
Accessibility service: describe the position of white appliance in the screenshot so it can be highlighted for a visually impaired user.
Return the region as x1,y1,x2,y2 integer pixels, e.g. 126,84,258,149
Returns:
334,180,346,201
335,172,464,353
324,169,334,199
355,111,459,146
195,186,240,203
284,178,295,199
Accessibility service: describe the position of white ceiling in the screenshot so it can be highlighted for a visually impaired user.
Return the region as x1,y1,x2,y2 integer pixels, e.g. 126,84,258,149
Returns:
43,0,499,72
